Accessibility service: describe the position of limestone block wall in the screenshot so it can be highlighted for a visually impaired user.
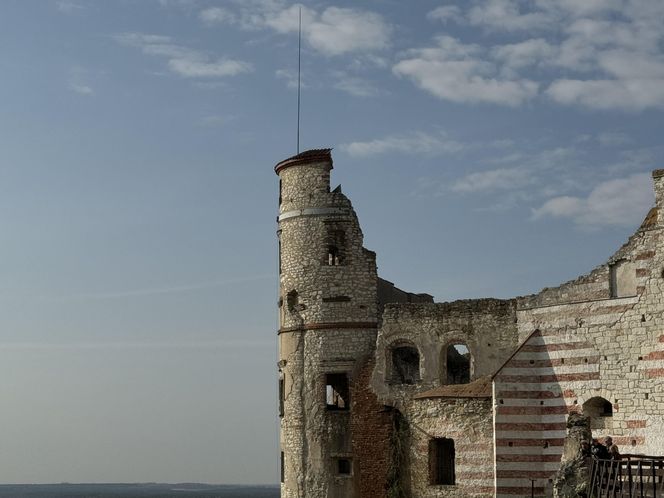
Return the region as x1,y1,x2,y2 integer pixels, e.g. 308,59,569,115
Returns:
493,176,664,498
372,299,519,403
276,151,381,498
402,397,495,498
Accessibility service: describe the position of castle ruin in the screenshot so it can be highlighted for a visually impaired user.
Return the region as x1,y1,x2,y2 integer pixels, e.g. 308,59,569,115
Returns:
275,149,664,497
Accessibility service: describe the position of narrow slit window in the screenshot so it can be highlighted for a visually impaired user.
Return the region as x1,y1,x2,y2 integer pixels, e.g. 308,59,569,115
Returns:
278,374,285,417
325,373,349,411
429,438,455,485
280,451,285,483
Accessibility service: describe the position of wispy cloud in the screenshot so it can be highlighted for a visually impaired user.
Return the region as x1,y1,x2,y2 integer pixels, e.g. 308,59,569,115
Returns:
199,7,236,25
56,1,85,14
333,73,383,97
398,0,664,111
201,3,391,57
452,167,534,193
113,32,253,79
341,130,465,157
68,83,94,96
532,173,654,227
393,36,538,106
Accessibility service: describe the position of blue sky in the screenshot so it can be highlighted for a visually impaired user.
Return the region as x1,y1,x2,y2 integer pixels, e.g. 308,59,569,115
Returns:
0,0,662,485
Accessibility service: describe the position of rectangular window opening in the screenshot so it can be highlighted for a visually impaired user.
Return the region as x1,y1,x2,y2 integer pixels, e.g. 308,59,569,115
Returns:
325,373,349,411
280,451,285,483
429,438,455,485
337,458,352,475
278,376,285,417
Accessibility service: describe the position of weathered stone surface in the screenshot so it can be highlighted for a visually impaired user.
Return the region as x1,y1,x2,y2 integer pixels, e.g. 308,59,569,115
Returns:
275,150,664,498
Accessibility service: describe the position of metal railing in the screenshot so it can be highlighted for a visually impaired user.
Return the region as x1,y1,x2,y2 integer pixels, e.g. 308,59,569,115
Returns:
589,455,664,498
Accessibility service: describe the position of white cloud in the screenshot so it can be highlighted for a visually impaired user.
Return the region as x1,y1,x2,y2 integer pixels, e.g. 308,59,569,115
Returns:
341,131,465,157
113,32,253,79
546,78,664,111
467,0,555,31
491,38,556,69
168,58,252,78
264,5,391,56
199,7,236,25
532,173,654,226
597,131,632,146
333,74,382,97
68,83,94,95
275,68,307,90
452,167,533,193
393,36,538,106
427,5,464,24
56,1,84,13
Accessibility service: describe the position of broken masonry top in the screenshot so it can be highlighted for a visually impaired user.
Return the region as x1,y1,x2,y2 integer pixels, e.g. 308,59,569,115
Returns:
274,148,333,175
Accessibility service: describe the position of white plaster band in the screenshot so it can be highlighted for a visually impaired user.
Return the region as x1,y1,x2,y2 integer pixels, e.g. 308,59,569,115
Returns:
278,207,346,221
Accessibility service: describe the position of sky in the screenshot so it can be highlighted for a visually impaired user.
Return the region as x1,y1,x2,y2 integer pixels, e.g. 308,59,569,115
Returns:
0,0,662,486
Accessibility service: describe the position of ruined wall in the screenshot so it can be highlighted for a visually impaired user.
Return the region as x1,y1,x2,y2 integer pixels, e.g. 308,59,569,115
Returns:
493,171,664,498
276,151,381,498
373,299,519,401
350,357,394,498
404,397,495,498
371,299,519,497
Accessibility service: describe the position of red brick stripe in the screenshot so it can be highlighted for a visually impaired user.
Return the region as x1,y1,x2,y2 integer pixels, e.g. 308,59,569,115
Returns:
508,356,599,368
496,372,599,383
496,422,566,431
496,391,564,399
495,438,564,447
496,454,562,462
520,342,593,352
646,368,664,378
636,251,655,260
644,351,664,360
626,420,647,428
497,405,568,415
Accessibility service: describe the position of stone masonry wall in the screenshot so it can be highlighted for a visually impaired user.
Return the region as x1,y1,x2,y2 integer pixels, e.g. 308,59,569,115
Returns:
277,155,381,498
404,397,495,498
494,175,664,498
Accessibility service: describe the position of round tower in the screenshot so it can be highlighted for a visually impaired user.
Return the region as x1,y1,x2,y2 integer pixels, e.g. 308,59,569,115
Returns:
275,149,378,498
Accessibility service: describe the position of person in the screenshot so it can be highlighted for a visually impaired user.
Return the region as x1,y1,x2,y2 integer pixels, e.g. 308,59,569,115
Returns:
580,440,591,458
605,436,621,460
591,438,610,460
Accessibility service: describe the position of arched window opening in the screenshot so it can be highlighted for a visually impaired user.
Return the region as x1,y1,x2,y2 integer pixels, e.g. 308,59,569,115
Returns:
583,397,613,430
446,344,471,385
390,344,420,385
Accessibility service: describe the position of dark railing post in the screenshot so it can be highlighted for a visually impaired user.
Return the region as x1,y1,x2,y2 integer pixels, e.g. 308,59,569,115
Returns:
652,460,657,498
638,461,644,498
627,460,633,498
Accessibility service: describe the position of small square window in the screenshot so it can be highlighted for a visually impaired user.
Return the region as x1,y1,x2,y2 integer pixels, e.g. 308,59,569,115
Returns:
337,458,351,475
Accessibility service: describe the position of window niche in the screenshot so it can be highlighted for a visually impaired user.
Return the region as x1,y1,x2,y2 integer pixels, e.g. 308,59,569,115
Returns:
583,397,613,430
390,343,420,385
609,259,636,298
325,373,349,411
336,458,352,476
429,438,455,485
324,225,346,266
446,343,471,385
278,371,285,417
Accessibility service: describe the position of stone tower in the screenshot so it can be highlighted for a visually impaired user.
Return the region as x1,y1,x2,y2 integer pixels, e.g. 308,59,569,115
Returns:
275,149,379,498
